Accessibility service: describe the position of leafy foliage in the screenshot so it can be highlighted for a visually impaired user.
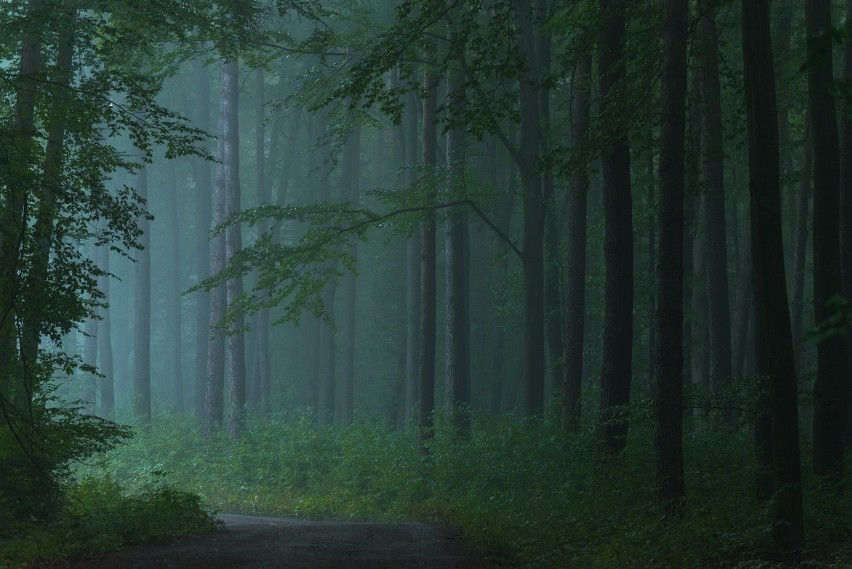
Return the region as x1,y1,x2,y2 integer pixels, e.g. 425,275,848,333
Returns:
81,409,852,568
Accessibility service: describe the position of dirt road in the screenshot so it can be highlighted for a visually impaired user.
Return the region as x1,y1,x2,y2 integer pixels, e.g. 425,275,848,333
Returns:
41,514,497,568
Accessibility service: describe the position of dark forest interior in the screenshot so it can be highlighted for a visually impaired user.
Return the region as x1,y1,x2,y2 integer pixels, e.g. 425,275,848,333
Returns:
1,0,852,567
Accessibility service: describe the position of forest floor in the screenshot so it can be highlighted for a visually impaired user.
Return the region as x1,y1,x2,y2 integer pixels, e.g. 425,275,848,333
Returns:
30,514,497,568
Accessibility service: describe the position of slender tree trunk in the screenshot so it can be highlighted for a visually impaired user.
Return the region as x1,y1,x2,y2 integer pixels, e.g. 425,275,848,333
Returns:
515,0,546,416
598,0,633,452
841,0,852,447
791,124,812,368
1,0,42,400
133,166,152,425
698,0,734,424
405,87,421,424
341,122,361,424
806,0,849,479
537,0,562,406
83,243,99,416
419,40,439,454
98,244,114,418
167,163,185,412
445,56,471,436
742,0,805,547
654,0,687,508
217,59,246,440
193,60,212,422
683,77,702,385
563,51,591,433
252,68,271,418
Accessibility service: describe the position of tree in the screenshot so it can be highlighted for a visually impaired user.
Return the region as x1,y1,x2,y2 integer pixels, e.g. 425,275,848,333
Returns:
341,120,361,424
419,36,439,454
445,51,471,436
167,162,185,412
653,0,687,508
742,0,805,548
806,0,849,478
192,60,213,421
698,0,733,423
98,243,115,418
563,47,591,433
598,0,633,453
133,165,152,425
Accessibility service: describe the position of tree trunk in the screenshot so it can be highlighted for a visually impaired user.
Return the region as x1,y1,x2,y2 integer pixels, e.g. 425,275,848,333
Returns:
563,51,591,433
419,41,438,454
698,0,734,424
405,86,421,424
167,162,185,412
445,56,471,436
252,68,271,418
742,0,805,548
598,0,633,452
841,0,852,447
133,165,152,425
341,122,361,424
654,0,687,508
791,124,812,369
806,0,849,479
98,244,114,418
83,243,99,416
193,60,212,422
219,59,246,440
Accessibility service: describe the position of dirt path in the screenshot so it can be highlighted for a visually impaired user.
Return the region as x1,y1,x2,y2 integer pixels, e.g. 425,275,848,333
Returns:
41,514,497,568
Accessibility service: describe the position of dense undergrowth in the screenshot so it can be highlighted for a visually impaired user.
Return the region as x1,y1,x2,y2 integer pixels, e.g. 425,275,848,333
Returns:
0,474,216,568
75,407,851,568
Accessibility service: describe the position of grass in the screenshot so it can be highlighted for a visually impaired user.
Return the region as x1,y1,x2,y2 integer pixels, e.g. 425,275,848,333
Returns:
72,406,852,568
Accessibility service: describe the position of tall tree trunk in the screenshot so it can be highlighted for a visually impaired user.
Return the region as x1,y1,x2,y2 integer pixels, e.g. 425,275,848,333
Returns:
654,0,687,508
563,51,591,433
515,0,546,416
193,60,212,422
806,0,849,479
4,0,43,410
341,121,361,424
683,76,702,386
742,0,805,548
167,162,184,412
698,0,734,424
404,86,421,424
419,40,439,454
252,68,271,418
841,0,852,447
98,244,114,418
537,0,562,406
598,0,633,452
218,59,246,440
83,243,99,416
133,165,152,425
445,57,471,436
791,124,812,368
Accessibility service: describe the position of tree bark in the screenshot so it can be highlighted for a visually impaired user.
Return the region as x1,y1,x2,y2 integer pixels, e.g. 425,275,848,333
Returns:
83,243,99,416
791,124,812,369
98,244,114,418
742,0,805,548
598,0,633,452
167,162,185,412
341,121,361,424
133,166,152,425
405,86,421,424
445,56,471,436
418,40,438,454
515,0,546,416
806,0,849,479
218,59,246,440
654,0,687,508
563,51,591,433
252,68,271,418
192,60,212,422
841,0,852,447
698,0,734,424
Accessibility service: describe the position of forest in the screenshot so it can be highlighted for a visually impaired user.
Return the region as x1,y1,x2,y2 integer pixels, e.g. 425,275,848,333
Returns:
1,0,851,567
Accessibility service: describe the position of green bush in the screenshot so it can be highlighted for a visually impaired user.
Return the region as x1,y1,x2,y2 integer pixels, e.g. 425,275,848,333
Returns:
76,409,852,568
